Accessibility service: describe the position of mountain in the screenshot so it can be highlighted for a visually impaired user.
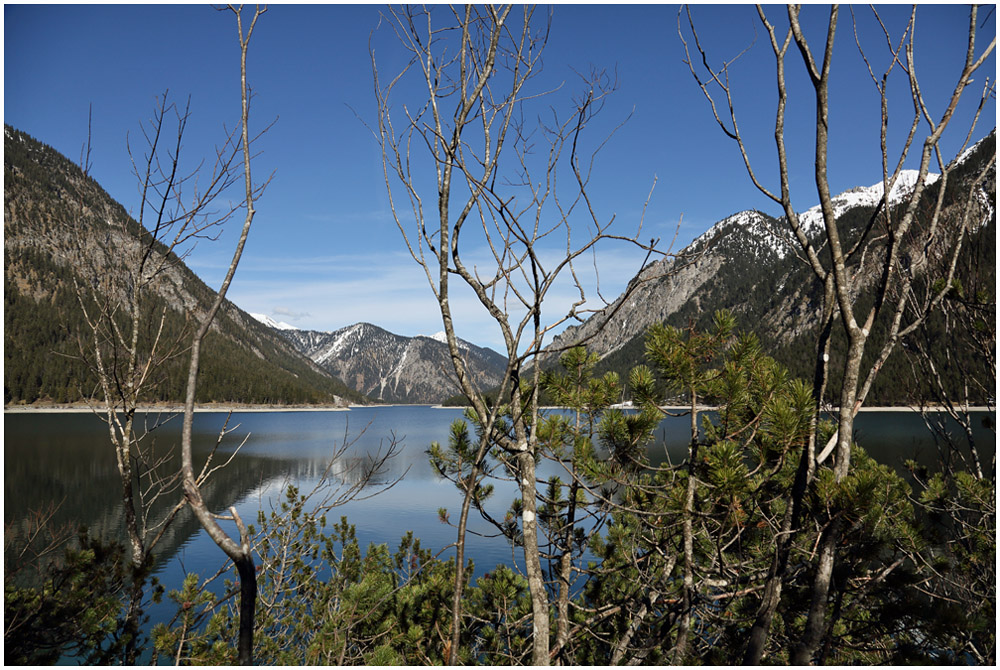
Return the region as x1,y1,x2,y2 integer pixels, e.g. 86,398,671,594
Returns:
249,313,297,331
4,125,369,406
548,132,996,404
252,317,508,404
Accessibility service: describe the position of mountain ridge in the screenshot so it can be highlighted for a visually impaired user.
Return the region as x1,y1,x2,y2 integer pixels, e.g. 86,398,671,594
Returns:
546,131,995,405
250,317,508,404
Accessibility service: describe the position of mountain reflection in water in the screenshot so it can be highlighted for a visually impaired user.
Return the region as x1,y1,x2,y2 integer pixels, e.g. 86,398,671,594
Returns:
5,405,994,584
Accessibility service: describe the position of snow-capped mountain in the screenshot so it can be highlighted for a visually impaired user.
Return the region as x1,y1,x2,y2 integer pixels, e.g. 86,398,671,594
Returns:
422,330,485,353
683,170,942,264
547,132,995,402
249,313,297,331
796,169,941,239
261,321,508,404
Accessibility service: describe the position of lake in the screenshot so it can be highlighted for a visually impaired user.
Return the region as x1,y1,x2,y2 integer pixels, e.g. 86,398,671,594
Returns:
4,405,994,650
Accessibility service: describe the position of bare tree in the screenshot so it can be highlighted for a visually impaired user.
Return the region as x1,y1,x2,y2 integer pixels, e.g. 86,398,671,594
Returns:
70,28,259,669
372,5,663,664
173,5,270,665
152,416,408,664
681,3,995,663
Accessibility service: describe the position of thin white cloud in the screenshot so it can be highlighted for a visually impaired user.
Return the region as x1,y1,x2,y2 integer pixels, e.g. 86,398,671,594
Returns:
272,306,312,320
225,241,658,353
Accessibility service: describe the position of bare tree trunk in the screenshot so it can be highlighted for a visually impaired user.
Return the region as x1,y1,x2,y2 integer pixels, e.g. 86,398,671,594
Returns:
518,446,550,665
179,6,267,664
234,550,259,662
508,368,551,666
446,433,491,665
116,420,145,664
71,38,250,668
554,478,580,661
554,550,571,661
793,324,865,663
673,389,699,663
446,498,471,665
791,518,841,665
743,280,834,664
610,601,650,666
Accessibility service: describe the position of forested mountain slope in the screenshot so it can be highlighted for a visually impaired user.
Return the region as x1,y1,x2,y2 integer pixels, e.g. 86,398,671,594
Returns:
4,125,369,406
548,132,996,405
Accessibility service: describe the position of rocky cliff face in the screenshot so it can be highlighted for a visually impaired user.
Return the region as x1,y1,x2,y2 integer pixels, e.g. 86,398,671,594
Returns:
548,210,778,361
275,323,508,404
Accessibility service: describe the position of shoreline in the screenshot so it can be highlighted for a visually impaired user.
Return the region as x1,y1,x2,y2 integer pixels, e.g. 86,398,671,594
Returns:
659,405,993,413
3,403,353,414
4,403,992,415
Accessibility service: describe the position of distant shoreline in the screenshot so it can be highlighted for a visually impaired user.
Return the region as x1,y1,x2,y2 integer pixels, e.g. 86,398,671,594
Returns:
4,403,992,415
432,404,994,413
658,405,993,413
3,403,352,414
852,405,993,413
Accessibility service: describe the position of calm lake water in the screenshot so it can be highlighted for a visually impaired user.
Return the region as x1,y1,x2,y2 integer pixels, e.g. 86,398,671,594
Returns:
4,405,994,649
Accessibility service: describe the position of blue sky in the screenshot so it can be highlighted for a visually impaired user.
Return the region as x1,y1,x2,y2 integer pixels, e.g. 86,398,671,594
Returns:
5,4,995,352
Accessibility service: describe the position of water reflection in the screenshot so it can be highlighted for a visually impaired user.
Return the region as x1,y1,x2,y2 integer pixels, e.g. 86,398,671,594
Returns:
5,408,473,571
5,406,994,579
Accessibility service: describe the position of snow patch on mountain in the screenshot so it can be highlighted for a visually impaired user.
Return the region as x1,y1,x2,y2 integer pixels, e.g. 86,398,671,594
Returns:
797,169,940,237
420,330,479,352
250,313,298,331
691,210,790,260
975,189,995,230
314,323,367,365
954,135,989,167
691,170,945,262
